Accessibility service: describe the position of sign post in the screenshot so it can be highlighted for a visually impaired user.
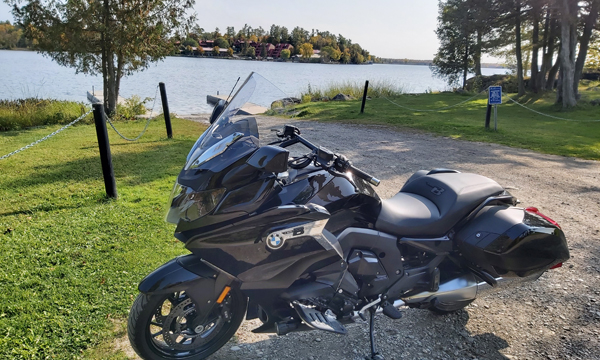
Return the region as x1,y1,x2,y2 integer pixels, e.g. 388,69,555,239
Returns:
488,86,502,131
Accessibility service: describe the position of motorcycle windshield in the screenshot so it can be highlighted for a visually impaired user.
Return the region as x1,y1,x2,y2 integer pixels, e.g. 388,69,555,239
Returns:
184,72,295,170
167,72,296,224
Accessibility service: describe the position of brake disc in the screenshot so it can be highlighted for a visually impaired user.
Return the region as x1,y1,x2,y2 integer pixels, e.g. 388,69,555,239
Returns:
161,298,223,350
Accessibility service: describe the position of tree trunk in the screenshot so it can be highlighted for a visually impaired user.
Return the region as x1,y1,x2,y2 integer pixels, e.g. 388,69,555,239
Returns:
462,42,469,89
546,50,560,90
116,52,124,110
474,30,482,76
515,0,525,96
573,0,599,97
558,0,577,108
539,11,556,91
530,1,540,92
101,0,116,115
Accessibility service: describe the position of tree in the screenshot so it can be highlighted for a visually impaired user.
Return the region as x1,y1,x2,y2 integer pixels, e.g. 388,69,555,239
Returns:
300,42,313,60
341,48,351,64
212,46,220,56
215,37,229,49
0,21,22,49
197,46,204,56
554,0,579,107
183,37,199,48
11,0,194,115
431,0,476,88
280,48,291,60
227,47,233,57
260,43,267,58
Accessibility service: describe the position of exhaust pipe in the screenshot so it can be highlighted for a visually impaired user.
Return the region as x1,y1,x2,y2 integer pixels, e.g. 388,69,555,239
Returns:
401,272,542,306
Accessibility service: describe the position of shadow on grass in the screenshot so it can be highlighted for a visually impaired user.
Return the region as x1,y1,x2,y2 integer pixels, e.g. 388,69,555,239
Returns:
1,138,196,191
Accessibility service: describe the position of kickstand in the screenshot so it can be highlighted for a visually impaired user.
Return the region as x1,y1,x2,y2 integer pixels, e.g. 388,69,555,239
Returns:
365,307,384,360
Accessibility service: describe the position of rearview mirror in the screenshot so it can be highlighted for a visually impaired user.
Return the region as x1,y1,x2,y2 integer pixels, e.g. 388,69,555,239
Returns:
209,100,227,124
247,146,289,174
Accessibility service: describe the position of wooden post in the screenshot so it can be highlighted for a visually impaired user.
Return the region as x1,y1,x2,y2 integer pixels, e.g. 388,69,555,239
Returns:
92,104,117,199
485,103,492,129
159,82,173,139
360,80,369,114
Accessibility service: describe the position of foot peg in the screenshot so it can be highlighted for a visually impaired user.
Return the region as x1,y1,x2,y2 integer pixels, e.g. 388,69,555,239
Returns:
293,302,347,334
382,302,403,319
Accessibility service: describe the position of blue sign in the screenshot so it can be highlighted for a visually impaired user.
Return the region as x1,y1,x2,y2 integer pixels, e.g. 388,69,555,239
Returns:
489,86,502,105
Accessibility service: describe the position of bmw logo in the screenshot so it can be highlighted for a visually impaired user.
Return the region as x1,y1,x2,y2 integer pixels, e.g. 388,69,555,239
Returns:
267,233,284,250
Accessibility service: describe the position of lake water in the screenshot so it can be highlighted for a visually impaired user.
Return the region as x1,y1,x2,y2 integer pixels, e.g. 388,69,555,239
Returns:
0,50,506,114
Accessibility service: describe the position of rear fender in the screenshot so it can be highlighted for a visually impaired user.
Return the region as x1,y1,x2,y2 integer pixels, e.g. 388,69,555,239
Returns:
138,254,235,315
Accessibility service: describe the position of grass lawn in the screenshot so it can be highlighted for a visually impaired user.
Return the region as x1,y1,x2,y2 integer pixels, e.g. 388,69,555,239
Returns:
0,117,206,359
293,85,600,160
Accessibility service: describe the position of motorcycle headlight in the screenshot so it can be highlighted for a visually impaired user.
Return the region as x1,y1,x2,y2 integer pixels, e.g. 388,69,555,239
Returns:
165,183,226,224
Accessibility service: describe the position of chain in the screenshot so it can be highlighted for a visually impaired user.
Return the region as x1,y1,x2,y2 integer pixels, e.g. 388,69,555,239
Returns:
105,85,160,141
379,90,485,112
1,109,93,161
504,95,600,122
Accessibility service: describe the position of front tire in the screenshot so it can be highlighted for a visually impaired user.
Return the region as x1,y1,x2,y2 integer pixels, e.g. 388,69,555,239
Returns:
128,288,246,360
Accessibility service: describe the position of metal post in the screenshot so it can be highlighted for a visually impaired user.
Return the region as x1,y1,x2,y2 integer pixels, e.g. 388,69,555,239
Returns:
360,80,369,114
92,104,117,199
159,82,173,139
485,103,492,129
494,104,498,131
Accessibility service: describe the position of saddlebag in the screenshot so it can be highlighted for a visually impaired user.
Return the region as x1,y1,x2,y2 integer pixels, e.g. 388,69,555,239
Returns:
455,206,569,278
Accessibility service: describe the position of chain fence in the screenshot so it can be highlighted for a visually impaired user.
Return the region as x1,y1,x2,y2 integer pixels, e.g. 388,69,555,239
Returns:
1,109,93,161
377,89,486,112
105,85,161,141
503,94,600,122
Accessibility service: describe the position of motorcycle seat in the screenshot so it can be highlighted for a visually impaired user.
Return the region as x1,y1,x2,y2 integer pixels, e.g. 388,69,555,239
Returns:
376,171,504,237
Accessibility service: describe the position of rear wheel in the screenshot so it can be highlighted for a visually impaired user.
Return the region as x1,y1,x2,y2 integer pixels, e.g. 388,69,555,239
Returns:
128,288,246,360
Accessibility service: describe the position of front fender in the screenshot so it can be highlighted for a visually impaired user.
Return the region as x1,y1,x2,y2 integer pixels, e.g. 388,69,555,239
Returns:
138,255,238,317
138,254,218,294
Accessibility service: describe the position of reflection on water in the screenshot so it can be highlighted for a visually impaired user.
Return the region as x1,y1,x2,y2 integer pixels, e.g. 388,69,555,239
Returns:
0,50,506,115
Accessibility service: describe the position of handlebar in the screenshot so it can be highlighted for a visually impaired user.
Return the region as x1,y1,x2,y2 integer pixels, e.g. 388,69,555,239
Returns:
347,165,381,187
276,125,380,187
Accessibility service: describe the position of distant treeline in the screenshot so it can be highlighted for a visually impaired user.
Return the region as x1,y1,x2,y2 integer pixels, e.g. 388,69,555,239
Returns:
379,58,504,68
0,21,33,49
176,24,374,64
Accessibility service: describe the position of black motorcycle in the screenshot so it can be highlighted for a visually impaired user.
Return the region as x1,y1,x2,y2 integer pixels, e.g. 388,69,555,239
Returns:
127,73,569,360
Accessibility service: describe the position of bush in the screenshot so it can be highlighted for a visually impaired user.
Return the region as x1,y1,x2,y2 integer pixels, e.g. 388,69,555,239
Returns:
114,95,151,120
0,98,91,131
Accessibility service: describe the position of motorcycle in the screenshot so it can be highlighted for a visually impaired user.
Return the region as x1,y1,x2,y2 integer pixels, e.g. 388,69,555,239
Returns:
127,73,569,360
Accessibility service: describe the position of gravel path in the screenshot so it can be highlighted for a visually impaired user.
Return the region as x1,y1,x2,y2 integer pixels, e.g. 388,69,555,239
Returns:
122,116,600,360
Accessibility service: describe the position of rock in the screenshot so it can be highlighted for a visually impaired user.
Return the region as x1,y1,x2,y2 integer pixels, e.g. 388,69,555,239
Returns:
332,93,354,101
271,97,301,108
590,99,600,105
230,345,241,351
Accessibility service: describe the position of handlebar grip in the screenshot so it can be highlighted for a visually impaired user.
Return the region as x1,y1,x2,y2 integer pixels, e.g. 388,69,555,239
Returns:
349,165,380,187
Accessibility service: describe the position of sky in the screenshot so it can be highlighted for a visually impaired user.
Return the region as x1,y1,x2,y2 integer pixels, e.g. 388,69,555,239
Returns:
1,0,449,60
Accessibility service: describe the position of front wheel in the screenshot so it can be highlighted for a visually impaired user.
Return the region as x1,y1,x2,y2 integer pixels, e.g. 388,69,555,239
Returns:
128,288,247,360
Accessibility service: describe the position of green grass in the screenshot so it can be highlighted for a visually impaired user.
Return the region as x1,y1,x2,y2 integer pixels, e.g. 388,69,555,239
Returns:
300,79,405,101
0,99,92,131
292,85,600,160
0,117,207,359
